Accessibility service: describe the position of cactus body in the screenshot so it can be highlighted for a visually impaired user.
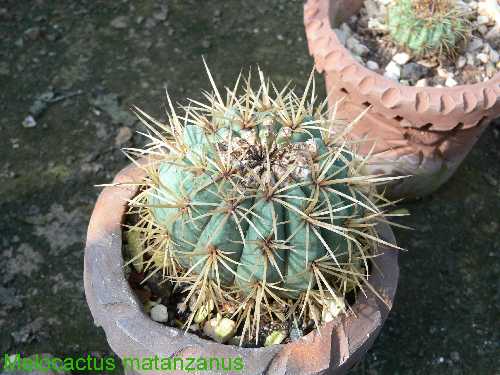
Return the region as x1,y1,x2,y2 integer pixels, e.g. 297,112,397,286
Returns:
148,113,360,297
127,67,397,343
387,0,469,57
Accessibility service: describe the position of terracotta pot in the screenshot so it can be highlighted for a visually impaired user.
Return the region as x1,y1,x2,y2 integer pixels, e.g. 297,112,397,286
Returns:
304,0,500,199
84,163,399,375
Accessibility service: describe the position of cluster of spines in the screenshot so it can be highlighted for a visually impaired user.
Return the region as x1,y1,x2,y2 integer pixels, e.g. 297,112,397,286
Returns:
123,63,401,344
387,0,470,58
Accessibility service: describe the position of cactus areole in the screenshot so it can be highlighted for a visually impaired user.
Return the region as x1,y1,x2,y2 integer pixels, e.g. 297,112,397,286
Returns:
387,0,470,57
127,65,398,343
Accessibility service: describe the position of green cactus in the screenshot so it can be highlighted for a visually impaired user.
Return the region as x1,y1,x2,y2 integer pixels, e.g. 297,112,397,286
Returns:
387,0,470,57
126,64,399,344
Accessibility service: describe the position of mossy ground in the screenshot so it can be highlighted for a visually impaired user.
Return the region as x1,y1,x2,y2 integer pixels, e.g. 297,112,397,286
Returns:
0,0,498,374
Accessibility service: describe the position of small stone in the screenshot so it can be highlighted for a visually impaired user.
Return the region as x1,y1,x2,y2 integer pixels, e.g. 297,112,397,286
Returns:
114,126,133,146
346,36,369,56
201,39,211,49
368,18,387,31
333,28,349,45
477,15,490,25
485,26,500,40
486,63,497,77
110,16,128,29
401,62,429,82
264,330,287,346
468,38,483,52
478,0,500,25
203,316,236,343
478,24,489,35
366,60,380,70
289,327,303,341
456,56,467,68
385,61,401,78
477,53,489,63
188,324,199,332
466,53,475,66
489,49,499,63
384,71,399,81
415,78,429,87
445,76,458,87
437,67,450,78
22,115,37,128
392,52,411,65
340,23,352,37
143,300,158,313
150,304,169,322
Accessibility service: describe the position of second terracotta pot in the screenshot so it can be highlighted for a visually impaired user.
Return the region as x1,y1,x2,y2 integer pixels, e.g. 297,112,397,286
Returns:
304,0,500,199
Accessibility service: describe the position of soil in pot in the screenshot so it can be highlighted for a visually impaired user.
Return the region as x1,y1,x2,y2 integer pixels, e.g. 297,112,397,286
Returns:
334,0,500,87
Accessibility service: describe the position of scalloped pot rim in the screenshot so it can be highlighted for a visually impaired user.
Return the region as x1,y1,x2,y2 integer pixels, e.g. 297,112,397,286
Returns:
305,0,500,94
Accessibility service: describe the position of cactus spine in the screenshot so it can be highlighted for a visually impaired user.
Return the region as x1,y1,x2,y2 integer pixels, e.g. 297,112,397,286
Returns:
126,64,399,344
387,0,470,57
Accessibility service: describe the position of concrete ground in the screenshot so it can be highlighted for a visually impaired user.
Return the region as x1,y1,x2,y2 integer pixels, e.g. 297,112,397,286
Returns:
0,0,498,374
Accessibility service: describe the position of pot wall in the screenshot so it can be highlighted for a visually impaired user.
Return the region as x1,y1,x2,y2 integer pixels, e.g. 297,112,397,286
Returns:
84,163,400,375
305,0,500,199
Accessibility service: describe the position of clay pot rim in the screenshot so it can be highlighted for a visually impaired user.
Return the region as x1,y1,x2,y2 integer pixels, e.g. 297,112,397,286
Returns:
304,0,500,94
84,162,399,373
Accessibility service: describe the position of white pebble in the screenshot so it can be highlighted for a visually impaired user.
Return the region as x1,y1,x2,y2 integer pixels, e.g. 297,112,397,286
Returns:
486,63,497,77
477,53,489,63
366,60,380,70
466,53,475,65
479,25,489,35
385,60,401,78
477,15,490,25
203,316,236,343
392,52,411,65
384,71,399,81
490,49,499,63
22,115,37,128
445,77,458,87
368,18,387,31
485,26,500,40
456,56,467,68
150,304,169,323
415,78,429,87
437,67,450,78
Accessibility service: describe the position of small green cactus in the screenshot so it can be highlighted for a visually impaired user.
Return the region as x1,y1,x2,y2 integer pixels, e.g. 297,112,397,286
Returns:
387,0,470,57
125,63,399,344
